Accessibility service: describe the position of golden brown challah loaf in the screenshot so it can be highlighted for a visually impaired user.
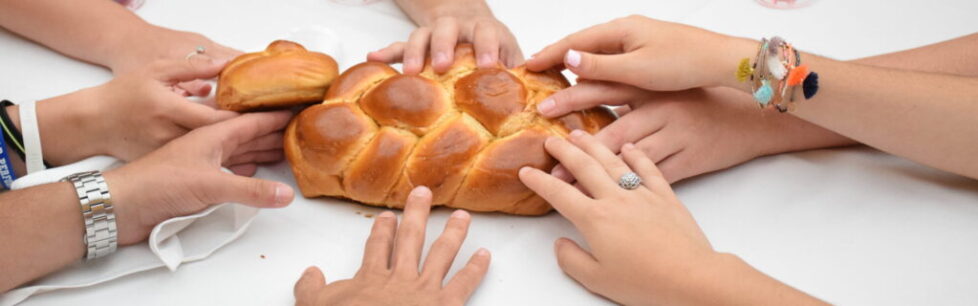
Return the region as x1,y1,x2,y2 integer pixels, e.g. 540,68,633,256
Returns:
285,44,615,215
217,40,338,111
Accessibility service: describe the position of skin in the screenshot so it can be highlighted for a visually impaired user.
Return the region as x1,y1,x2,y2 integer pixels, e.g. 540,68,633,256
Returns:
369,0,523,74
542,28,978,183
518,131,825,305
0,0,241,95
1,56,284,177
294,186,491,306
528,15,978,181
516,14,978,304
0,112,296,293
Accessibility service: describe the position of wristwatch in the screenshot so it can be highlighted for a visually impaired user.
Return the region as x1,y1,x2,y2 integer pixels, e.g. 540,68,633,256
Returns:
62,170,117,260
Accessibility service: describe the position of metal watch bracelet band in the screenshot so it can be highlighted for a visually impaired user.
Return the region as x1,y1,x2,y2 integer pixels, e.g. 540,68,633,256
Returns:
62,170,117,260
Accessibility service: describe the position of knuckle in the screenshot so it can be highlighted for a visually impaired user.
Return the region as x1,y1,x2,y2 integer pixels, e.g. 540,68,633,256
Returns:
247,180,266,201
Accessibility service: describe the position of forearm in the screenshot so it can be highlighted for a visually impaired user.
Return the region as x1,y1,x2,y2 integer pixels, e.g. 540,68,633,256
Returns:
394,0,493,26
0,0,152,70
852,33,978,76
0,182,85,292
790,56,978,179
749,33,978,154
3,89,103,171
689,253,826,305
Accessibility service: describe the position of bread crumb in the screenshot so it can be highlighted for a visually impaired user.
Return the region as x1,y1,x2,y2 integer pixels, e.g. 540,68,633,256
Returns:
364,213,374,218
260,254,266,259
355,211,362,215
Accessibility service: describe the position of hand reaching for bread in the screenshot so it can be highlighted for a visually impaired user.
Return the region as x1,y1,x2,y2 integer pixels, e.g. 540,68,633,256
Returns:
294,186,489,306
367,0,522,74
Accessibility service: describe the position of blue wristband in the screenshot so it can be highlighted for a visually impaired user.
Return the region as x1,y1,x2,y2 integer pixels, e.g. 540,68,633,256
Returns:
0,132,18,190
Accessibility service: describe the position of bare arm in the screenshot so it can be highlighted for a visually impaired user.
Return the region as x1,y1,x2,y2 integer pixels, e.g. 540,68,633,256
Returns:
0,112,294,292
853,34,978,76
0,0,146,70
0,0,239,74
0,181,86,292
716,35,978,179
714,33,978,158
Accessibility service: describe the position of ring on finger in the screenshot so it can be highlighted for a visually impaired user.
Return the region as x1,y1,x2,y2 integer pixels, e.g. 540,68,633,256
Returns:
185,45,206,60
618,172,642,190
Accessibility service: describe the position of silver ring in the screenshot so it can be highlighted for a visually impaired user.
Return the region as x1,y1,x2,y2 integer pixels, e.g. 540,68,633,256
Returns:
185,46,206,59
618,172,642,190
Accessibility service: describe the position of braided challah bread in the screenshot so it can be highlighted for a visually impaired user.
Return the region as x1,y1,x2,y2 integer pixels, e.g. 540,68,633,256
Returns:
217,40,338,111
285,44,615,215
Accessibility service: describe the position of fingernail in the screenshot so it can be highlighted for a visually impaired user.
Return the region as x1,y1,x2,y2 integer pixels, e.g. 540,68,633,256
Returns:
623,143,636,151
519,166,533,176
478,53,494,67
379,211,395,218
570,129,586,138
410,186,432,198
450,209,469,219
476,248,490,257
433,52,449,66
274,184,293,206
537,98,555,115
565,50,581,68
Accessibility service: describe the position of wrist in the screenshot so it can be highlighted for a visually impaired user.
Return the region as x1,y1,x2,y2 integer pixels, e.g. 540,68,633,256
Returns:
103,23,163,73
712,36,760,91
102,168,146,246
35,87,107,165
419,1,493,26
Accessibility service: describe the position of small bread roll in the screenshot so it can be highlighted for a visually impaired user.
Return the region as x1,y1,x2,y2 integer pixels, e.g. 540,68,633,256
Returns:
217,40,338,111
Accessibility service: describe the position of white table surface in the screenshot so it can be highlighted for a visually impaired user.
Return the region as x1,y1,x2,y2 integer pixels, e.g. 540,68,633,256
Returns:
4,0,978,305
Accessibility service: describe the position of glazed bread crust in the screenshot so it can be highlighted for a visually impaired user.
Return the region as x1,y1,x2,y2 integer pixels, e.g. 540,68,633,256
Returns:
286,44,615,215
217,40,339,111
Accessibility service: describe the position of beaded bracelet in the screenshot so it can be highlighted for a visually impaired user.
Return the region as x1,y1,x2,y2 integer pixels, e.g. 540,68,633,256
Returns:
0,123,17,190
735,36,819,112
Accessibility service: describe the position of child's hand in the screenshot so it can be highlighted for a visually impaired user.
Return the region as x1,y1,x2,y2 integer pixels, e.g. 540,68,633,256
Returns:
294,187,491,306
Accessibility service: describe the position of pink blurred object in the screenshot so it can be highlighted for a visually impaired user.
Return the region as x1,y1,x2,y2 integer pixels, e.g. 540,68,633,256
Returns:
114,0,145,10
755,0,817,9
328,0,383,5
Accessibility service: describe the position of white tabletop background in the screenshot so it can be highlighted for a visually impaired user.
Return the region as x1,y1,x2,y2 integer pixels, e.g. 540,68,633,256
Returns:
3,0,978,305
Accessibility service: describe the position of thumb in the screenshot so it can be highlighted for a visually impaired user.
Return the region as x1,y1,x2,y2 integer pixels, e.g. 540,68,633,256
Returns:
157,54,229,82
202,173,294,208
554,238,602,291
294,266,326,306
563,49,633,86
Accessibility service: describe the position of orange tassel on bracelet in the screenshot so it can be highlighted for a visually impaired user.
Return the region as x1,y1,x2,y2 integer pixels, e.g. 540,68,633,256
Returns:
786,64,810,86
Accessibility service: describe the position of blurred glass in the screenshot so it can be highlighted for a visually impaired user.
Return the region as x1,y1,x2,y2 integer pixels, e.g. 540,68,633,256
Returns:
755,0,817,9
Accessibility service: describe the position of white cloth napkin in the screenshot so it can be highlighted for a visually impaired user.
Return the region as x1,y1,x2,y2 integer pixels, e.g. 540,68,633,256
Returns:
0,156,261,306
